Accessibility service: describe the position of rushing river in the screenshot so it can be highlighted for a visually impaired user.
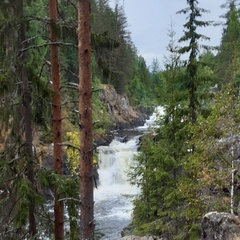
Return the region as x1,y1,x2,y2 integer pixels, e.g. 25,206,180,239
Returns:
94,107,164,239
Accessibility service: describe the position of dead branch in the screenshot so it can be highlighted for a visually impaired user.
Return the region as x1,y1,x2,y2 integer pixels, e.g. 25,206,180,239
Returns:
58,142,79,151
58,197,81,203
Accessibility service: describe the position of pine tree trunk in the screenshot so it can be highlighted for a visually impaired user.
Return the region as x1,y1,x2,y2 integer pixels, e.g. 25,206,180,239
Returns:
48,0,64,239
18,0,36,237
78,0,94,239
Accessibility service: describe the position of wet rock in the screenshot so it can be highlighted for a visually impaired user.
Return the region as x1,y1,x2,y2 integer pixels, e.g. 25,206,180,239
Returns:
201,211,240,240
121,224,134,237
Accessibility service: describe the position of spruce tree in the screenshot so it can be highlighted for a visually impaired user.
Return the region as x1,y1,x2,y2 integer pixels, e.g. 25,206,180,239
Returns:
0,0,51,237
18,0,37,236
131,2,213,238
176,1,214,236
131,26,188,238
178,0,210,124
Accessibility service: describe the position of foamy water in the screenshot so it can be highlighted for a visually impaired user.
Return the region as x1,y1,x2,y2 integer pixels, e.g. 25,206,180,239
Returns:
94,106,163,239
94,137,140,239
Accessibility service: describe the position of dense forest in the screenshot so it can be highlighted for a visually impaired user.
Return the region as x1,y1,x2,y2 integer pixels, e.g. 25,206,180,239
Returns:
0,0,240,239
130,0,240,239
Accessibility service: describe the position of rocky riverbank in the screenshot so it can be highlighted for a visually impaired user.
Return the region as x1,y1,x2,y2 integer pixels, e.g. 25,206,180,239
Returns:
120,212,240,240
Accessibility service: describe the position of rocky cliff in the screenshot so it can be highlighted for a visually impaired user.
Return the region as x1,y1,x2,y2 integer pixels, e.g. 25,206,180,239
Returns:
99,84,151,130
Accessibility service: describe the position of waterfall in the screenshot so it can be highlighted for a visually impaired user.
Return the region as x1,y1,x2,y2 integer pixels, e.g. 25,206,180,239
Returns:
94,106,164,239
94,136,140,239
97,137,139,186
137,106,164,130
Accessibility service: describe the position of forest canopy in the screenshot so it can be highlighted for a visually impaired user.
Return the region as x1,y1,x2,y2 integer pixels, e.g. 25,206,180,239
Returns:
0,0,240,239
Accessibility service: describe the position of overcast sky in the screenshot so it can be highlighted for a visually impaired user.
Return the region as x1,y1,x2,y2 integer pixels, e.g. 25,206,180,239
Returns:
108,0,227,69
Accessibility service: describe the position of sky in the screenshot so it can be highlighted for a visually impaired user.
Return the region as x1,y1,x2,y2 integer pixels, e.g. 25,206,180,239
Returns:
108,0,227,69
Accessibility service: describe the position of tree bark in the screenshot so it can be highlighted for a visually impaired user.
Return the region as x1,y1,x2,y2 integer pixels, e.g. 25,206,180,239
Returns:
18,0,36,237
48,0,64,239
78,0,94,239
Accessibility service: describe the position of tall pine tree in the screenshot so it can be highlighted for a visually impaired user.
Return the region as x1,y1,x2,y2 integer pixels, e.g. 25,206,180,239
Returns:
78,0,94,239
178,0,210,124
48,0,64,239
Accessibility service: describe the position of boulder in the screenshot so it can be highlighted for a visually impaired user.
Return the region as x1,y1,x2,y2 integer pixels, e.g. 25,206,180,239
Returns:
201,211,240,240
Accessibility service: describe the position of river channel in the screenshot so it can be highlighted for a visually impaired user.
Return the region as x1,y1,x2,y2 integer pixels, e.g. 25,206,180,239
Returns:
94,107,163,239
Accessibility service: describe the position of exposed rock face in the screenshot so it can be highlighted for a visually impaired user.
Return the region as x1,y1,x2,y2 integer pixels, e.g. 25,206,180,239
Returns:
99,84,150,129
201,212,240,240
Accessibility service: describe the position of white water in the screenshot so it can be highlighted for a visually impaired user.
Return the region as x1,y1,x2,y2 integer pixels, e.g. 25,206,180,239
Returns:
137,106,165,130
94,137,140,239
94,106,164,239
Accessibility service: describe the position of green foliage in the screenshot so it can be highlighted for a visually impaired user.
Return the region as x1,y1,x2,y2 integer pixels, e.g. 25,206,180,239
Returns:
15,178,31,227
14,177,44,227
178,0,211,123
0,68,9,94
188,223,202,240
0,0,156,238
53,173,80,239
180,83,240,214
131,6,216,238
127,56,158,106
130,25,189,237
130,127,185,236
36,168,80,239
65,131,98,175
92,76,111,133
25,59,52,128
92,1,136,94
66,131,80,174
215,1,240,92
4,0,240,239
